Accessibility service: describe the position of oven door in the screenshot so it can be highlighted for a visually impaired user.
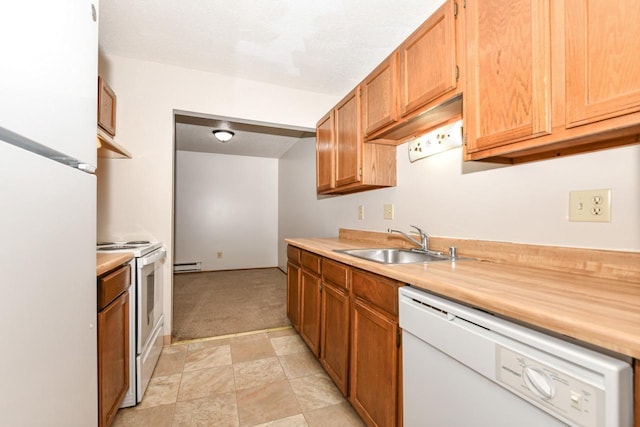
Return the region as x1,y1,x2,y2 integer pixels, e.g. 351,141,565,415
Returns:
136,247,166,354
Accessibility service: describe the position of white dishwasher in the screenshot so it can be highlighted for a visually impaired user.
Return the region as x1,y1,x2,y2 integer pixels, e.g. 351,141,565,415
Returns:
399,286,633,427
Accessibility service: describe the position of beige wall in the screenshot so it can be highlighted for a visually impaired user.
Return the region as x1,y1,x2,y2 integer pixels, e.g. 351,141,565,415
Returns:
278,138,640,269
96,54,339,337
175,150,279,271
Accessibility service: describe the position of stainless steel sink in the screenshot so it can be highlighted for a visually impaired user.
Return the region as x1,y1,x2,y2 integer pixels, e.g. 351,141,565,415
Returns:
334,248,452,264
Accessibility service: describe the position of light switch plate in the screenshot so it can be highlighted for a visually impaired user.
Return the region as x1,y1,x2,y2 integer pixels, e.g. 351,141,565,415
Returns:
383,204,394,220
569,189,611,222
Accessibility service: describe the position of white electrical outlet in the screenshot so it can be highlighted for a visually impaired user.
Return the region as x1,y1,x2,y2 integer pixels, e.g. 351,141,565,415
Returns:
358,205,365,220
569,189,611,222
383,204,394,220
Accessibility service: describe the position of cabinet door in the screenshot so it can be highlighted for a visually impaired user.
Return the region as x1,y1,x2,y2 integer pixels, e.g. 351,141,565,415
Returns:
300,270,321,356
350,298,398,427
399,0,457,117
98,290,129,427
320,282,350,396
98,76,117,136
362,54,398,136
316,112,335,193
287,261,301,331
565,0,640,127
465,0,552,152
334,87,362,188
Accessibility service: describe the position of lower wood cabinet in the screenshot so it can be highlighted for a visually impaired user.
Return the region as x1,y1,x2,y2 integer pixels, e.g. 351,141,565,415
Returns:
97,263,131,427
350,298,399,427
350,268,401,427
300,269,322,356
287,262,301,331
286,246,402,426
287,246,302,331
320,259,350,396
299,250,322,357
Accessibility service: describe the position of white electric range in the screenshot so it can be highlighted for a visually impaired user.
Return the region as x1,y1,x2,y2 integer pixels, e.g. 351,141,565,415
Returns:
97,241,166,407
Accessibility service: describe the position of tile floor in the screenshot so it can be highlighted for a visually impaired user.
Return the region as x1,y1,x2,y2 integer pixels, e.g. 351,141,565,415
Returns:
113,328,365,427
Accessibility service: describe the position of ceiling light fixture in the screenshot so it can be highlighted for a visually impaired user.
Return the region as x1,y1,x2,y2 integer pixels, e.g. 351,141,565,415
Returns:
212,130,235,143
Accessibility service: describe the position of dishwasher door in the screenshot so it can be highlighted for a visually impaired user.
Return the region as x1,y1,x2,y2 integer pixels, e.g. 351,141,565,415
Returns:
399,286,633,427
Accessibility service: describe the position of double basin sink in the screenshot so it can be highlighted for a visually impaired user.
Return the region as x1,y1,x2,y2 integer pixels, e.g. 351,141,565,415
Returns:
335,248,459,265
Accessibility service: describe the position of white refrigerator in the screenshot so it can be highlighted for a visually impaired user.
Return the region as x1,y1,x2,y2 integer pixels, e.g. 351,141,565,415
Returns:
0,1,100,426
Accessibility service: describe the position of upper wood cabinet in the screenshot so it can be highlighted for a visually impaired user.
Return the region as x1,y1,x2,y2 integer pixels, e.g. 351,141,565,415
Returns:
316,112,334,193
564,0,640,128
362,54,399,137
464,0,640,162
464,0,552,153
98,75,117,136
335,88,362,188
316,88,396,195
399,0,459,117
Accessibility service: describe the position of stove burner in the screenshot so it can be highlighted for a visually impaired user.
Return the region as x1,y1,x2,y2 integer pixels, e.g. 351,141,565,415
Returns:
97,242,115,246
126,240,151,245
99,245,139,251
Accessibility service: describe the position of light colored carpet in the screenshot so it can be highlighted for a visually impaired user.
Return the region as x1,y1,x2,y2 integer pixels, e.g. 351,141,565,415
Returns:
172,268,290,341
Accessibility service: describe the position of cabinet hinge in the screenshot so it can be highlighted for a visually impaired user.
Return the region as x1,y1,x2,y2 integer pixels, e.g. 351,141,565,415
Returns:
455,65,459,81
463,0,466,8
454,1,458,17
358,167,362,179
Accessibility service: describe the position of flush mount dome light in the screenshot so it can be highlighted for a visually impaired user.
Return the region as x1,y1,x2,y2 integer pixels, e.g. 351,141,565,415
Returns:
212,129,234,143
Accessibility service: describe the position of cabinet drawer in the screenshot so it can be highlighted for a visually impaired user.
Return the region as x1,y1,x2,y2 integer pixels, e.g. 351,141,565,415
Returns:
300,250,321,275
322,258,349,290
351,268,400,317
287,245,301,265
98,264,131,311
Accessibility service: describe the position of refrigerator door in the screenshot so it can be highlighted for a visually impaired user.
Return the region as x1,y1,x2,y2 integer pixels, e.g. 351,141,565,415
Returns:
0,0,98,166
0,142,97,426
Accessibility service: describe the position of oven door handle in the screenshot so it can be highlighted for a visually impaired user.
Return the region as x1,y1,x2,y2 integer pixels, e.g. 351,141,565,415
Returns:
141,248,166,266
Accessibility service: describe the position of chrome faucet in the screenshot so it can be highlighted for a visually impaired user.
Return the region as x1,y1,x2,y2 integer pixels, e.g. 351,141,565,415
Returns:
388,225,442,256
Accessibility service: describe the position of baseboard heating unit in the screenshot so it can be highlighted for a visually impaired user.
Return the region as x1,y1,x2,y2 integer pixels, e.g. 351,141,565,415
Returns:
173,262,202,273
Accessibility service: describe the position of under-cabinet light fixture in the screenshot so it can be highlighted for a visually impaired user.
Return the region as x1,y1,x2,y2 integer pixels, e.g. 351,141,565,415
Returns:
212,130,235,143
408,120,463,162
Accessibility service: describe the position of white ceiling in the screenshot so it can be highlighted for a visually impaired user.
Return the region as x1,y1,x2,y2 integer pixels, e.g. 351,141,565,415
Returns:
99,0,445,157
174,112,315,158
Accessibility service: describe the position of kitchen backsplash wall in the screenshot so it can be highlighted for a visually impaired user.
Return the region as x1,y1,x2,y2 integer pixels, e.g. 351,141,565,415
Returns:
277,138,640,270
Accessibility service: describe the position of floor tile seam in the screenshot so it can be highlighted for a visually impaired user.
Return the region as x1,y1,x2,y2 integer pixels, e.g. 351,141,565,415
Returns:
231,389,241,427
169,326,292,346
172,326,293,347
286,374,308,417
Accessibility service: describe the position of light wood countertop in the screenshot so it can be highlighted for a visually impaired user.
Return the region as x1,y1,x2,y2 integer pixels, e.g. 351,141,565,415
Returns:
97,253,133,277
286,235,640,359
